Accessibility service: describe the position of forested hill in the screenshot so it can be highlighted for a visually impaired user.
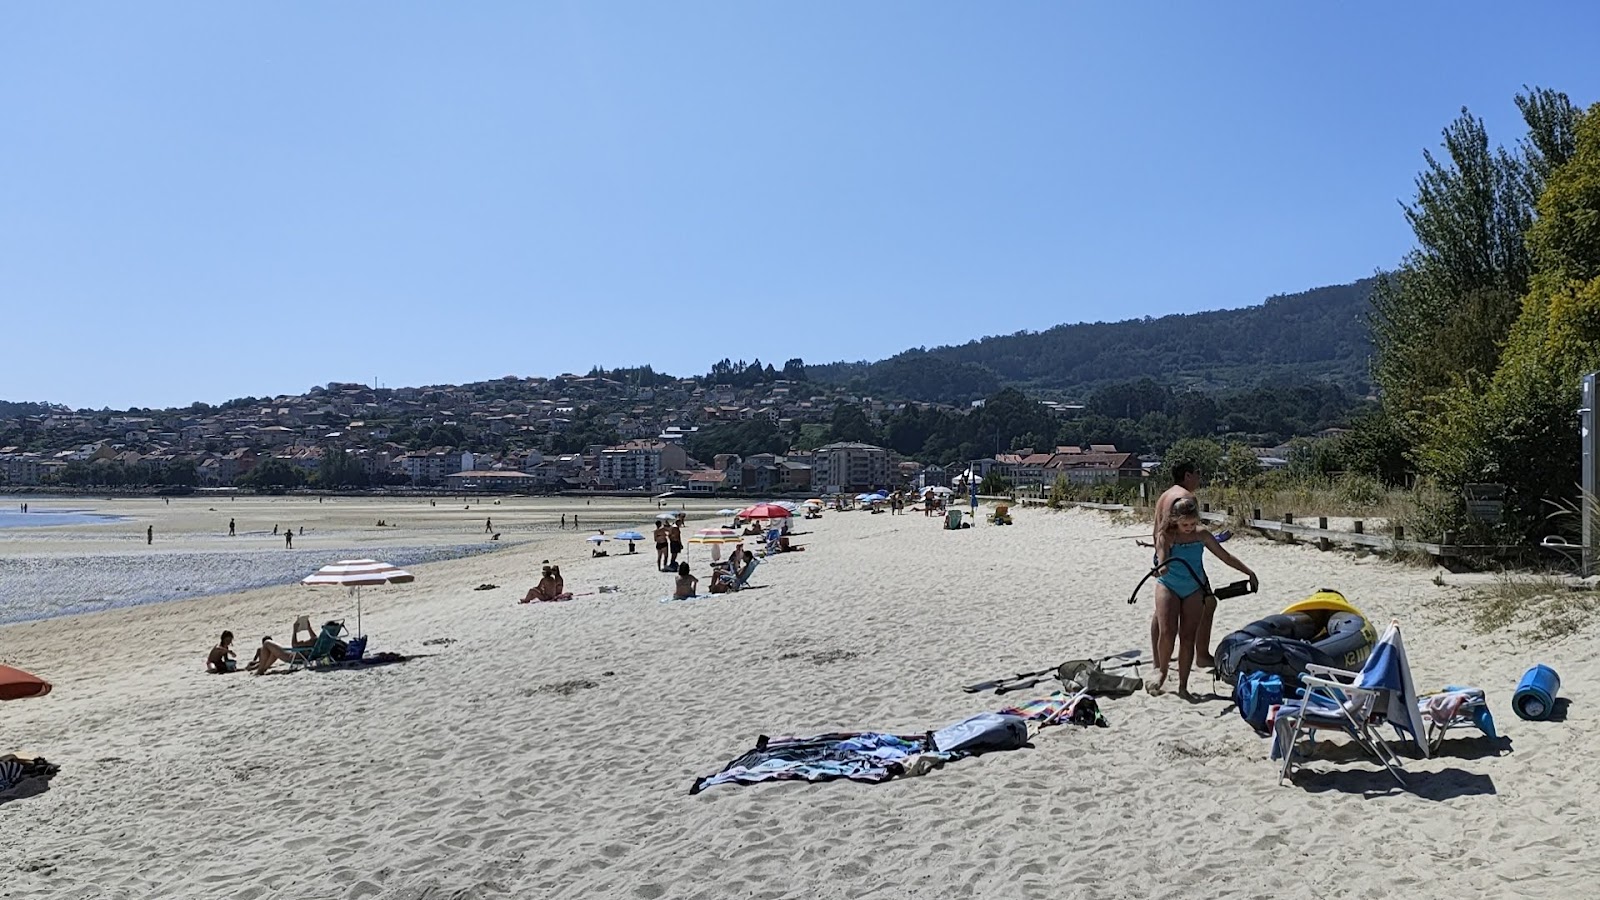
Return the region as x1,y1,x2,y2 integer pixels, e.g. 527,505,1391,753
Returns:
806,278,1375,402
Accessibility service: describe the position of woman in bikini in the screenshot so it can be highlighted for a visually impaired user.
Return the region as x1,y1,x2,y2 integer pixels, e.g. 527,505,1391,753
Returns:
1150,497,1257,700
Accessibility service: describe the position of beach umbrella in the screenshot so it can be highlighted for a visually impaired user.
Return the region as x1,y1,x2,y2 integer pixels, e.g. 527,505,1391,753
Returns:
925,486,954,495
773,501,800,513
0,665,51,702
301,558,415,638
655,512,678,520
741,503,791,519
615,530,646,542
586,534,611,543
717,508,739,516
805,498,824,505
689,526,742,561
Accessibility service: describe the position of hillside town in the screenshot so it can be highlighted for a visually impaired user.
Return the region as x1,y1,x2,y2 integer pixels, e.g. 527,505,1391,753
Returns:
0,374,1208,495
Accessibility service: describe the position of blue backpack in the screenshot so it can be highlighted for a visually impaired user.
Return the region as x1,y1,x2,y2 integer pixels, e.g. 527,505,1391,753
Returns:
1235,670,1285,735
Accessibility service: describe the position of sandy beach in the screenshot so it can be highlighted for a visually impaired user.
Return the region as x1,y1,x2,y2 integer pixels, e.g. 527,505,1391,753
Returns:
1,497,1594,898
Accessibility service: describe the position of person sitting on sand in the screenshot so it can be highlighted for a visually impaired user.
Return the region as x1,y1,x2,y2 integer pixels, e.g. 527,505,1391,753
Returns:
673,562,698,599
1149,497,1257,700
206,631,237,674
522,565,574,603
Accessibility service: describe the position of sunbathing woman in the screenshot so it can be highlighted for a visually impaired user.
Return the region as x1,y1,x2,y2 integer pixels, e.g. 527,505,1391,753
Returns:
673,562,699,599
1150,497,1257,700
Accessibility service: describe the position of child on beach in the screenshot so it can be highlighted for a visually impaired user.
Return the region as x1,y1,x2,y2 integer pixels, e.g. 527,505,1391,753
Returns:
1150,497,1257,700
673,562,698,599
206,631,237,673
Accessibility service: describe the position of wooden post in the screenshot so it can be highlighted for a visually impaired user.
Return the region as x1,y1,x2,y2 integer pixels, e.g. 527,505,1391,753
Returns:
1444,530,1457,549
1283,512,1294,525
1317,516,1331,551
1252,508,1262,523
1226,507,1234,517
1353,520,1364,534
1394,525,1405,542
1203,502,1210,513
1318,516,1328,529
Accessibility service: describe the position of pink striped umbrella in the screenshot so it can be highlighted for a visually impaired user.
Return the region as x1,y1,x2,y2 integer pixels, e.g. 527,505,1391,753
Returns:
302,559,415,636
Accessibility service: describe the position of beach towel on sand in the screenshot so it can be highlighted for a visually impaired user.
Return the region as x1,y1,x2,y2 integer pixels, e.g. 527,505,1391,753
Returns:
0,754,59,792
690,733,963,794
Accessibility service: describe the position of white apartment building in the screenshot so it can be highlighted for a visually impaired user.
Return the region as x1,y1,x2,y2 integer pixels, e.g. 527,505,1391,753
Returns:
810,442,890,493
597,440,688,489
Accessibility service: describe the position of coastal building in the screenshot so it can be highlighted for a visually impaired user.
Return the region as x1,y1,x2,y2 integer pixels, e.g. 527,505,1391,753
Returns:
810,442,890,493
597,440,688,489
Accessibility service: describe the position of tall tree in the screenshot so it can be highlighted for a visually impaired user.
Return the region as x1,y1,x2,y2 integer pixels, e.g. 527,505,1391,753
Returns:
1370,87,1581,442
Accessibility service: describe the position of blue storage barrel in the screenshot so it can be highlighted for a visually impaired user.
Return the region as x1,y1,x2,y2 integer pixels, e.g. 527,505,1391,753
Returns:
1513,664,1561,721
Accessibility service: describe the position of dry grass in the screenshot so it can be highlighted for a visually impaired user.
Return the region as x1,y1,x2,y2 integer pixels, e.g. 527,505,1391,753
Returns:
1464,573,1599,640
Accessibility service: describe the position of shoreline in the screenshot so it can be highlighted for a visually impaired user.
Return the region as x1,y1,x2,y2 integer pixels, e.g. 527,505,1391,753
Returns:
0,540,507,626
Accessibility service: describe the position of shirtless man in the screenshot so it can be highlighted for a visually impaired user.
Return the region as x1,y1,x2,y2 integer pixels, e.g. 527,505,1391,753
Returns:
1151,462,1216,670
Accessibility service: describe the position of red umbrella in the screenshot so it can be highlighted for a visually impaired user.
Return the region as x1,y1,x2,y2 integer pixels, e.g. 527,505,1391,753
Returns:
741,503,792,519
0,664,52,701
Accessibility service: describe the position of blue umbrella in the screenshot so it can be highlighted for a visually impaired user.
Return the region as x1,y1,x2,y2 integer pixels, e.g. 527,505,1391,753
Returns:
615,530,646,541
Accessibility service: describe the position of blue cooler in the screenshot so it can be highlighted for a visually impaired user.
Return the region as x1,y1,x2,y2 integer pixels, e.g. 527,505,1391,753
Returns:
1513,664,1561,721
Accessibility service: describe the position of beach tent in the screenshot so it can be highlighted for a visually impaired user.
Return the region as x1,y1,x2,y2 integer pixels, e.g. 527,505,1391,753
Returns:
301,559,415,638
0,665,51,702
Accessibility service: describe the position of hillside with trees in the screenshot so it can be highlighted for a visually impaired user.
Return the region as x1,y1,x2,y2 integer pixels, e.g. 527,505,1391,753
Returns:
805,280,1374,403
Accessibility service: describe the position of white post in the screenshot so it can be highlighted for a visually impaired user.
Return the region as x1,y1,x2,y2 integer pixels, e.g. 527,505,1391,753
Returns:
1583,373,1598,577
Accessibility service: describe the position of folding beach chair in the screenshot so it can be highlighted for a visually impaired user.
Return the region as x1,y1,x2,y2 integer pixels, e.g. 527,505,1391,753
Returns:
1273,621,1428,786
717,557,760,591
761,528,782,557
286,620,348,670
1414,686,1496,752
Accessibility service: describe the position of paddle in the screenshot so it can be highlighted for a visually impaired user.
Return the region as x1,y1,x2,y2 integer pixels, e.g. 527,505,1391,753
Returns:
1126,557,1256,605
966,649,1140,695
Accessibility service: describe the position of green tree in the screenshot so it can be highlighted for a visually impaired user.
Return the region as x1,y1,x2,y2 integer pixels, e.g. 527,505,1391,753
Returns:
239,458,306,490
1218,442,1262,488
1418,103,1600,537
1160,437,1223,484
827,404,878,444
979,470,1013,496
1370,87,1581,443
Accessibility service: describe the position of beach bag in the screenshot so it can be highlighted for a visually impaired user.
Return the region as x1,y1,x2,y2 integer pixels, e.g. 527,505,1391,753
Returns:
931,713,1029,754
1056,660,1143,697
1235,670,1284,736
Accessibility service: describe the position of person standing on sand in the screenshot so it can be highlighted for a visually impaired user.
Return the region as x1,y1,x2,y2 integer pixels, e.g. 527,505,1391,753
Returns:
667,519,683,568
285,530,293,549
1150,462,1211,671
1150,497,1256,699
228,518,235,536
485,517,493,533
654,521,670,571
147,525,153,545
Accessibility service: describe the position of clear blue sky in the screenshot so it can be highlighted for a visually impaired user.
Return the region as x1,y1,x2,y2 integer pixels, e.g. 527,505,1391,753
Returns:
3,3,1594,410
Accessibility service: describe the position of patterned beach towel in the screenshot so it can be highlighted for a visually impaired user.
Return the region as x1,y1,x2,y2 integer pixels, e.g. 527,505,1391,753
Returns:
690,732,963,794
999,691,1108,729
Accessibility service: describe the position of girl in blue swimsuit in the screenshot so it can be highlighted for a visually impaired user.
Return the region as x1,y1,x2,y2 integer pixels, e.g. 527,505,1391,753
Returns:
1151,497,1257,699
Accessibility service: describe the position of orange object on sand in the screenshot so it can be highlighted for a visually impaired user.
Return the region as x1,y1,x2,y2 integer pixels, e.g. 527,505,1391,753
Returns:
0,665,52,701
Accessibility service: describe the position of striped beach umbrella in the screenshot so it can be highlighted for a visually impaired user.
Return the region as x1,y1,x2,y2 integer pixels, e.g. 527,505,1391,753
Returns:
689,527,742,561
301,559,415,637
